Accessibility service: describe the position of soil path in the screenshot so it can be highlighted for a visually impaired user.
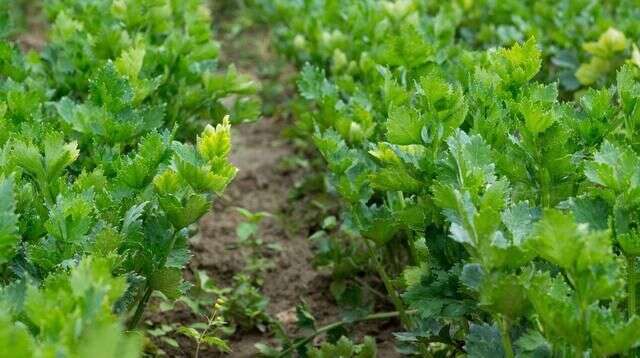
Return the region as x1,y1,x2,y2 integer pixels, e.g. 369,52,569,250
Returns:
193,117,338,357
189,105,398,358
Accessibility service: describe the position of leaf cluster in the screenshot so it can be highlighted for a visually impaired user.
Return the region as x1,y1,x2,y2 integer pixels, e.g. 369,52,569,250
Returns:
0,0,256,355
256,0,640,355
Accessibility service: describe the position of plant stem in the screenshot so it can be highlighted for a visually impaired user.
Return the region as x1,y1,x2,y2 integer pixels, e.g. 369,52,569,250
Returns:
128,285,153,330
365,241,411,329
194,327,202,358
627,255,638,358
195,309,217,358
128,231,183,329
499,316,515,358
628,255,637,317
352,276,390,303
276,310,417,357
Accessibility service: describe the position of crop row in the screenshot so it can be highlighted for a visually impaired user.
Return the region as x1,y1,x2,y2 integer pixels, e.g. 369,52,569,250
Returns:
0,0,258,356
254,0,640,356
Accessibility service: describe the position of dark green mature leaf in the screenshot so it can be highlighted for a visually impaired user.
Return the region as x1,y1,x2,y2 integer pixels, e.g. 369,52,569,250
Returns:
89,62,134,113
149,267,183,300
515,330,551,358
465,323,504,358
404,265,473,320
460,263,483,291
558,197,608,231
0,176,18,264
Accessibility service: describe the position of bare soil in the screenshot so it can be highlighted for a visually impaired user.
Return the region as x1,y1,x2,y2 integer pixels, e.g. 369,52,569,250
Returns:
16,2,46,51
148,115,400,357
195,116,340,357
